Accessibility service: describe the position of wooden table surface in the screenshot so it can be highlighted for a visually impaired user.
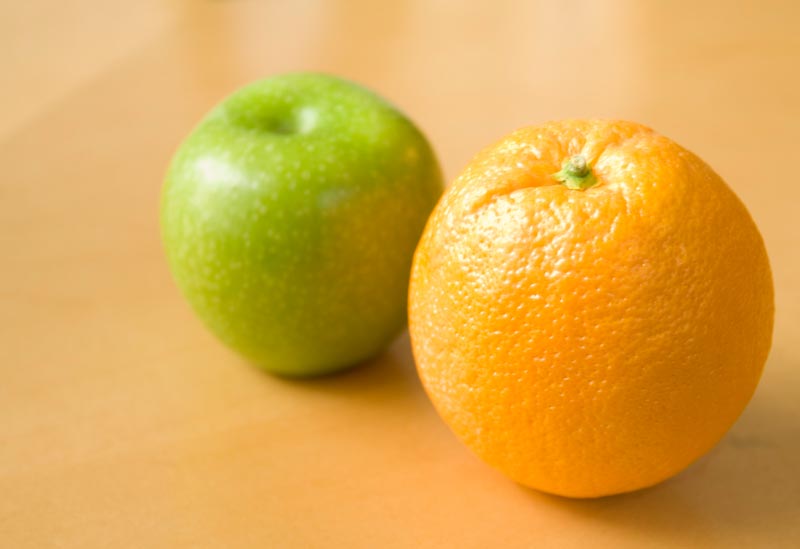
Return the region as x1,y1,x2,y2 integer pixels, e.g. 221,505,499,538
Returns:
2,1,799,547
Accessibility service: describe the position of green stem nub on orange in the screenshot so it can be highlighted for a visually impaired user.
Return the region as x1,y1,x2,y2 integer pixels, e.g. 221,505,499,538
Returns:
553,155,598,190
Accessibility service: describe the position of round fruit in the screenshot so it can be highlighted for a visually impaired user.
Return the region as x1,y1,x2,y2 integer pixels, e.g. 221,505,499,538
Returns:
162,73,443,376
408,119,773,498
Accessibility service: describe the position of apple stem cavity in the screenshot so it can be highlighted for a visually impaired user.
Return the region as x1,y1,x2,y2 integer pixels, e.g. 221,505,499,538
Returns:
553,155,598,190
264,107,318,136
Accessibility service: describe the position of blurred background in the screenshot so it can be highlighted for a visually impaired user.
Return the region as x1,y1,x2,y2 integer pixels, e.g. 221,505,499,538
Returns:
2,1,799,547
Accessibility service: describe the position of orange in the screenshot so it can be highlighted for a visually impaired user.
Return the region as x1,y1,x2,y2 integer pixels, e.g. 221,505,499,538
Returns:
408,119,774,498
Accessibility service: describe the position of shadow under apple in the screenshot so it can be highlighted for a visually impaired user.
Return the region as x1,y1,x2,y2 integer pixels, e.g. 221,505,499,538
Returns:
261,330,433,413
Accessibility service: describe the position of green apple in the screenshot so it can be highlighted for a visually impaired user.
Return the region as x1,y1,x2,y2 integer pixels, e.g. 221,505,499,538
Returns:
161,73,443,376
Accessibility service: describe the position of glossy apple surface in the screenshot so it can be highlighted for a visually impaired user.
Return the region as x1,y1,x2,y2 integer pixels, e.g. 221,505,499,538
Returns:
162,73,443,376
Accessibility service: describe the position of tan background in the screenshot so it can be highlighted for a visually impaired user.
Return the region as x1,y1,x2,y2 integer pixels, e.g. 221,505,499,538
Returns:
2,0,799,547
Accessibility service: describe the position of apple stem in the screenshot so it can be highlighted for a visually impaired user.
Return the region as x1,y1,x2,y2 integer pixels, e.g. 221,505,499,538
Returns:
553,155,598,190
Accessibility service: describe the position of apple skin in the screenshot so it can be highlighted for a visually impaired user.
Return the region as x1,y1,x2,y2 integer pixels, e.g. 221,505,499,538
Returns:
161,73,443,376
